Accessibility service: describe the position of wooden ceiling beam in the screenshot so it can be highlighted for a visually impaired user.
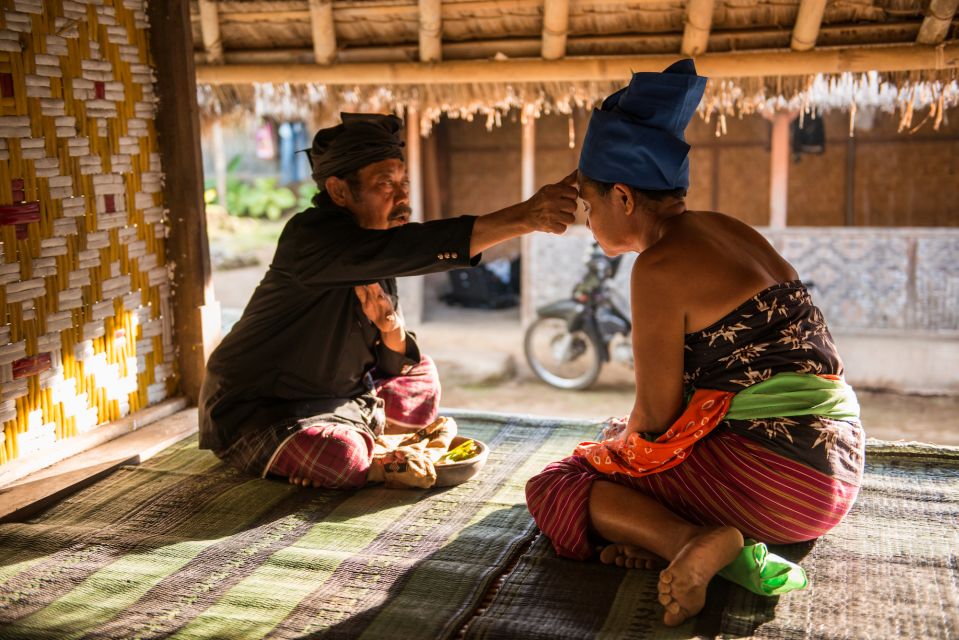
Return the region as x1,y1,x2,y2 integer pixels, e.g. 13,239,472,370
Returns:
195,42,959,85
681,0,715,56
197,0,223,64
542,0,570,60
419,0,442,62
309,0,337,65
917,0,959,44
791,0,828,51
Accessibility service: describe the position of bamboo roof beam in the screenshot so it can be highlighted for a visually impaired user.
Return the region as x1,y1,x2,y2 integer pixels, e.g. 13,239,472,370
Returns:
195,42,959,85
419,0,442,62
192,22,950,65
191,0,681,24
791,0,828,51
917,0,959,44
542,0,570,60
309,0,337,65
681,0,716,56
197,0,223,64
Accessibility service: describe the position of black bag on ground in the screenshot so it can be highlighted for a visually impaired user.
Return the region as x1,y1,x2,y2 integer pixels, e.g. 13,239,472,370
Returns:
443,266,518,309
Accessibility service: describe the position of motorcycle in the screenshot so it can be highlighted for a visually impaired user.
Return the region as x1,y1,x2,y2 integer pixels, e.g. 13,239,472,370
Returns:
524,243,633,390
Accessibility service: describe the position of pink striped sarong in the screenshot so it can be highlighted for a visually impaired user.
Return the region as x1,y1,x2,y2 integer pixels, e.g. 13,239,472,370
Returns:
266,355,440,488
525,431,860,561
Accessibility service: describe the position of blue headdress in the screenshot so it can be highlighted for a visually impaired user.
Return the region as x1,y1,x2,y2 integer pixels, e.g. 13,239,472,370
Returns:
579,59,707,191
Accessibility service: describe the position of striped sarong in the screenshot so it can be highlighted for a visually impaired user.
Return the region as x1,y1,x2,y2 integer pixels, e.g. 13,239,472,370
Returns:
526,431,861,560
219,355,441,488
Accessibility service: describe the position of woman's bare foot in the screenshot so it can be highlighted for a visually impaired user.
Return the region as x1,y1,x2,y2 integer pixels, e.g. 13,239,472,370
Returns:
598,543,665,569
657,526,743,627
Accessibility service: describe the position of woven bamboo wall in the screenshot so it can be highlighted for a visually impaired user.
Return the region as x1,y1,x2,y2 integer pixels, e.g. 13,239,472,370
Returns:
0,0,175,467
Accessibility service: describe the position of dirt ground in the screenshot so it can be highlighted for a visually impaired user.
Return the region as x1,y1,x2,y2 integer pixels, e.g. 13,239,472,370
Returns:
213,266,959,446
416,310,959,446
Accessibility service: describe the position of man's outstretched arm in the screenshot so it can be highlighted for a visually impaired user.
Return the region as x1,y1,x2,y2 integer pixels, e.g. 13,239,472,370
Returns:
469,171,579,258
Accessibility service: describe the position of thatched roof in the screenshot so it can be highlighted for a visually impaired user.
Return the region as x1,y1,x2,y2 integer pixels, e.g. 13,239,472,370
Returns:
189,0,959,129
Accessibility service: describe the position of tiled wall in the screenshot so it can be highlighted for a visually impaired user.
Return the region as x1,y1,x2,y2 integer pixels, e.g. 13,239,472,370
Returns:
526,227,959,335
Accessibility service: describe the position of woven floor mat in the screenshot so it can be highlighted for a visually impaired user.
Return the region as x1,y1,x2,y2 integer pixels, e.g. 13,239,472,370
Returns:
0,413,592,640
2,413,956,640
465,440,959,640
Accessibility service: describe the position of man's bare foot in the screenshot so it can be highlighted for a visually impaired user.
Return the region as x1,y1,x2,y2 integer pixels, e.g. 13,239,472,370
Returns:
598,543,665,569
288,475,322,488
657,526,743,627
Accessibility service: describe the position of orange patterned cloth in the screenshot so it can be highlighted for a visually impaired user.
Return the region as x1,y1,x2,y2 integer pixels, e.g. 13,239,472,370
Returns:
574,389,734,477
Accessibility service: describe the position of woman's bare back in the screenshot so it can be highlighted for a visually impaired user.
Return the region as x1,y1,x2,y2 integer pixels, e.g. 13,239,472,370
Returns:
643,211,799,334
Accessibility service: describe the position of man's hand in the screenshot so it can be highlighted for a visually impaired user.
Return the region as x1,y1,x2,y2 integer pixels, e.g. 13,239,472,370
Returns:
468,170,580,257
521,170,579,234
355,284,407,353
355,283,400,332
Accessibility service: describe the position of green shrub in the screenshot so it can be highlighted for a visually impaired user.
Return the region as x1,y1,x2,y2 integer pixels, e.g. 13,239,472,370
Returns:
205,156,298,220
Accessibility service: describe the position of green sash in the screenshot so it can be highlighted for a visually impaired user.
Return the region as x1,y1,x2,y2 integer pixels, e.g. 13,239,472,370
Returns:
725,372,860,422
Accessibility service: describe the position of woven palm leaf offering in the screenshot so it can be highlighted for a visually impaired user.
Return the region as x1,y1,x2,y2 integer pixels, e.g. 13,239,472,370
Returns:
369,417,489,488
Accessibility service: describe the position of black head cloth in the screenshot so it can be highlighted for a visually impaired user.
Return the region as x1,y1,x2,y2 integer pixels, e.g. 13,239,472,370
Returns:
308,113,405,186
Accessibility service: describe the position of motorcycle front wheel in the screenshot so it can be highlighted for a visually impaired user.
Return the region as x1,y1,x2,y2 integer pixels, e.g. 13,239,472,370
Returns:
523,317,603,390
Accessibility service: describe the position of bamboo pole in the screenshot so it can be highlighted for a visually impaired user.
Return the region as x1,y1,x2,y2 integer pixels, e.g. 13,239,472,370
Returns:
195,42,959,85
681,0,715,57
542,0,570,60
791,0,828,51
309,0,337,65
419,0,443,62
198,0,223,64
917,0,959,44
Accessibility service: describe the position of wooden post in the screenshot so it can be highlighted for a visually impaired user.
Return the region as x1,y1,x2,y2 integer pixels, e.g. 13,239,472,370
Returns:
769,112,791,228
845,136,856,226
711,145,720,211
148,0,220,404
400,106,425,326
918,0,959,44
542,0,570,60
791,0,828,51
419,0,442,62
211,120,229,223
521,105,537,200
198,0,223,64
309,0,337,65
681,0,716,56
423,131,443,221
406,107,424,222
520,105,537,326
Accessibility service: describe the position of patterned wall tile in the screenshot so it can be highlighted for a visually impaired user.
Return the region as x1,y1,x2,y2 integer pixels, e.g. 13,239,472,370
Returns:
528,228,959,336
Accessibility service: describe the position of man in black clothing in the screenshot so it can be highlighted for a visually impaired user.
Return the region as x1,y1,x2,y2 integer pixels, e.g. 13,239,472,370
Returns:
199,113,577,489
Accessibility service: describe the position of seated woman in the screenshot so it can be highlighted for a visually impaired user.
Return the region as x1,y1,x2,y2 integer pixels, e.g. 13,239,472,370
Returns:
525,60,865,627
